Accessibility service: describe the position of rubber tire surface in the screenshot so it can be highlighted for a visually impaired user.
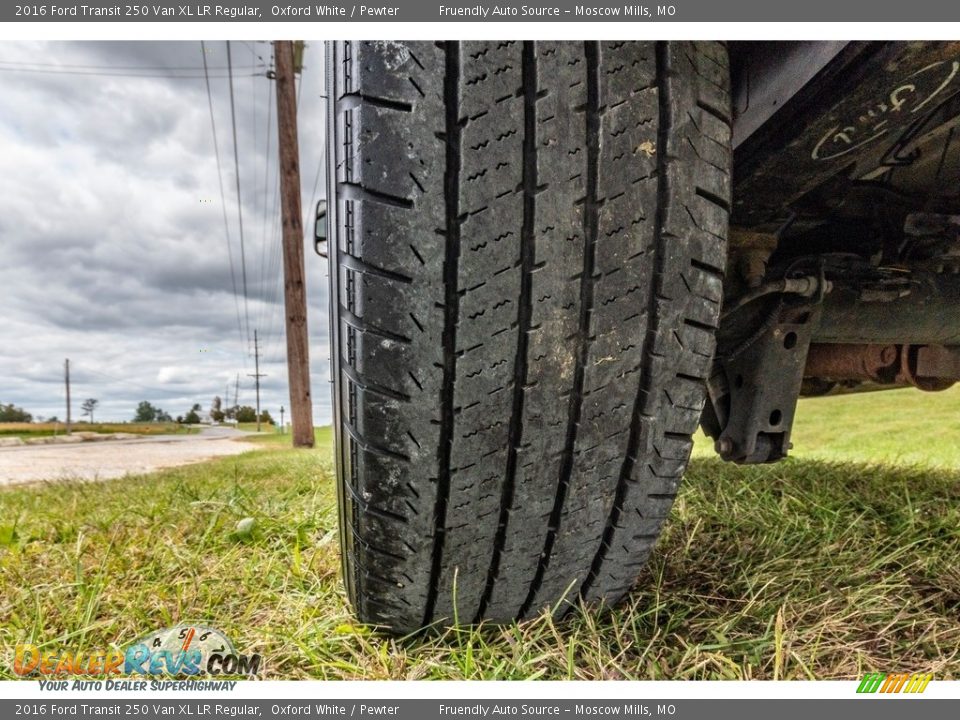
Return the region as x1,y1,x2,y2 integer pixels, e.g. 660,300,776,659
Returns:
326,40,731,633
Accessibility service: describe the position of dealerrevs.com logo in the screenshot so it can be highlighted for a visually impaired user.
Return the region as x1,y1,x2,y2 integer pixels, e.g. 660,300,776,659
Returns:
14,624,262,679
857,673,933,694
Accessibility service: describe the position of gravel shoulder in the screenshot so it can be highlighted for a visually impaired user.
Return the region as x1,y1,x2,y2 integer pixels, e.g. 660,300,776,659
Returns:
0,427,260,486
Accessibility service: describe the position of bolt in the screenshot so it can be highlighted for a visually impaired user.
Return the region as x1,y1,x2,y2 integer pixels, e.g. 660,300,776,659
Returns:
879,345,898,365
715,437,734,456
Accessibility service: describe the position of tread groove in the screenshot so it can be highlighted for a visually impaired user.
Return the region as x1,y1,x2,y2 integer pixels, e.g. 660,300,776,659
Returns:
475,41,538,622
519,40,599,619
338,182,415,209
695,185,731,214
423,41,462,627
338,93,414,113
341,361,412,402
580,40,672,601
343,418,411,462
339,305,412,345
340,252,414,284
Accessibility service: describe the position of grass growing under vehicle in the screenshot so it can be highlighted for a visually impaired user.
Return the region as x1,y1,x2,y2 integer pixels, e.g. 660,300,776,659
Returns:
0,390,958,680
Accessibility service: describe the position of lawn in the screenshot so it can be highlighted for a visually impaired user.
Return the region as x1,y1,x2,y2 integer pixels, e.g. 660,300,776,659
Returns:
693,385,960,467
0,389,958,680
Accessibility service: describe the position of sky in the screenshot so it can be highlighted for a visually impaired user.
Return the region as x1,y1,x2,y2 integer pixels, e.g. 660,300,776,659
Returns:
0,40,332,425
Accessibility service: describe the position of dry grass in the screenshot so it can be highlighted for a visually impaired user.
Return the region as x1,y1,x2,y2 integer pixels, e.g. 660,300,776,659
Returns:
0,422,194,439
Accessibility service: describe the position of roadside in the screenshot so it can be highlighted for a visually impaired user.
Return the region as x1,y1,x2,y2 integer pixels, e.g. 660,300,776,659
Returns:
0,422,196,441
0,426,260,486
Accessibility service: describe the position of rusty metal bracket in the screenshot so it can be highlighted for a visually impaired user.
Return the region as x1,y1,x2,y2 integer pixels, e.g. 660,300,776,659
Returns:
803,343,959,392
914,345,960,379
804,343,900,384
715,304,821,464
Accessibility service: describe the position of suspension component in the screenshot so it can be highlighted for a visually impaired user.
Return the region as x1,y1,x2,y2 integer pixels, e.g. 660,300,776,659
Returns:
803,343,960,391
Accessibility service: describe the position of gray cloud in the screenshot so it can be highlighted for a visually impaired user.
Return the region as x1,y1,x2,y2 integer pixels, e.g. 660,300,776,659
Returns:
0,41,331,424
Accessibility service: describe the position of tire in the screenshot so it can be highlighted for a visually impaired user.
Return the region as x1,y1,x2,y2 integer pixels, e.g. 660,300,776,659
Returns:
326,40,731,633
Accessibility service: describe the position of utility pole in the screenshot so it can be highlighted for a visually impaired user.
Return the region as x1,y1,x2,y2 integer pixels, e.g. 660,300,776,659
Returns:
64,358,72,435
275,39,314,448
234,373,239,410
248,329,266,432
280,405,285,434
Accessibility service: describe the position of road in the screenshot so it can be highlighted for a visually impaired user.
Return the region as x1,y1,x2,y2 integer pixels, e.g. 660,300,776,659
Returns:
0,426,260,486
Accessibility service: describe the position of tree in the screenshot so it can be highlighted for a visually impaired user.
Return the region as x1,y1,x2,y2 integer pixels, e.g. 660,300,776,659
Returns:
80,398,99,424
210,395,224,423
0,403,32,423
235,405,257,423
259,410,274,425
184,406,201,424
134,401,158,422
156,409,173,422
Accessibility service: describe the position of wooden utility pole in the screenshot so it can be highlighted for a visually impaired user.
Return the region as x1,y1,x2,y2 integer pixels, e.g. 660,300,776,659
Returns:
248,329,266,432
274,40,314,448
64,358,72,435
280,405,285,434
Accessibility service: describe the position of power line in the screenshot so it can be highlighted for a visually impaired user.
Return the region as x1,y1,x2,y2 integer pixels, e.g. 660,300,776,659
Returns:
256,62,276,341
0,58,264,71
226,40,252,350
0,65,261,79
306,145,325,229
201,40,245,358
250,47,258,299
259,52,285,363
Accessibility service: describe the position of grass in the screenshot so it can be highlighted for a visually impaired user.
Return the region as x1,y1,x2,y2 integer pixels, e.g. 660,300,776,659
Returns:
0,422,196,439
236,422,276,433
693,385,960,467
0,390,958,680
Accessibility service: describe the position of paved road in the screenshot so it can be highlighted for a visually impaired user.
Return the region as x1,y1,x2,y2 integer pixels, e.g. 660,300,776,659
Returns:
0,426,260,487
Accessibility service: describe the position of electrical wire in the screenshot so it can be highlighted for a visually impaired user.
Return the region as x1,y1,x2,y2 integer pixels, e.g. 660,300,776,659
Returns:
0,58,262,71
201,40,246,361
0,64,261,79
255,63,276,342
226,40,252,350
259,46,285,363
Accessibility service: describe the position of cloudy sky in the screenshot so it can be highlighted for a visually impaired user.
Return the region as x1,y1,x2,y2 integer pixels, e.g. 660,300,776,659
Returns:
0,40,331,425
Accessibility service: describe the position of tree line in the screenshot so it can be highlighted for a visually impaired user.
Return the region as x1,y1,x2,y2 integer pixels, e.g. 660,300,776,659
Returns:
136,397,272,425
2,398,273,425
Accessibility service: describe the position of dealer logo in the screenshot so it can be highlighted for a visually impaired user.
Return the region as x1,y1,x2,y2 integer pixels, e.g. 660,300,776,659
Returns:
13,623,262,678
856,673,932,694
129,624,261,677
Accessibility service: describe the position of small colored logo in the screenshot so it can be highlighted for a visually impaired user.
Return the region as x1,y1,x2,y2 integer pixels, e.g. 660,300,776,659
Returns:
13,624,262,678
857,673,933,694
